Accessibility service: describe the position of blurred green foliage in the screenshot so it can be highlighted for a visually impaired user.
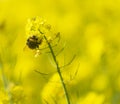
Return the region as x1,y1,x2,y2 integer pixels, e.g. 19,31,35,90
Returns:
0,0,120,103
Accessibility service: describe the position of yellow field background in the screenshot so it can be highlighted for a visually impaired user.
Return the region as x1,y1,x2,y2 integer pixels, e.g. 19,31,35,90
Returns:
0,0,120,104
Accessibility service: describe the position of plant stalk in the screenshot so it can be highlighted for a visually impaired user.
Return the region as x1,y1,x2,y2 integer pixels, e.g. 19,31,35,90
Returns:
0,63,13,104
44,35,70,104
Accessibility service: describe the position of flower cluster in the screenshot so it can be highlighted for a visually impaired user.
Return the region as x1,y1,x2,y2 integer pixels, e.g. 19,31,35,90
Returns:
0,84,26,104
26,16,58,43
26,17,45,39
10,85,26,104
25,16,60,56
0,90,9,104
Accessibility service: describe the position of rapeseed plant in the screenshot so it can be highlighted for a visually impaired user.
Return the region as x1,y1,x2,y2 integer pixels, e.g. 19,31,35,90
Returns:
0,31,26,104
25,16,73,104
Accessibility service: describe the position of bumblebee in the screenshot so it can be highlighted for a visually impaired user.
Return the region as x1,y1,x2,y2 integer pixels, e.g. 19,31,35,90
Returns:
26,35,42,49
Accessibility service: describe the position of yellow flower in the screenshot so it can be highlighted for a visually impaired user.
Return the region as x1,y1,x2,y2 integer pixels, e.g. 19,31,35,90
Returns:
0,90,9,104
26,17,44,38
25,16,60,57
10,84,26,104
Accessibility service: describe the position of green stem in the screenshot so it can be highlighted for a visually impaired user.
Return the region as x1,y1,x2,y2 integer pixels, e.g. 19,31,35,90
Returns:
44,35,70,104
0,64,13,104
